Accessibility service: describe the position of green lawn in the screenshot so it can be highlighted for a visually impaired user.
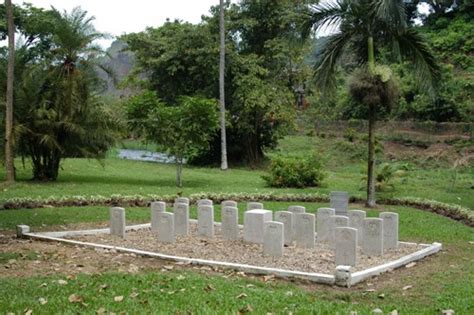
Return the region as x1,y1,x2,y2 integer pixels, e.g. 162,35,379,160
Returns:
0,135,473,313
1,137,472,209
1,203,473,314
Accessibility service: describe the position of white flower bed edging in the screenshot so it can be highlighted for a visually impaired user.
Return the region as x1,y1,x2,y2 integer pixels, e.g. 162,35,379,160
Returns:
16,224,442,287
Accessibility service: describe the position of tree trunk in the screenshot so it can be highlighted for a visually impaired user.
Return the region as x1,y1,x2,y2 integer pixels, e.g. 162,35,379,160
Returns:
366,104,376,207
176,159,183,187
366,35,376,207
219,0,228,170
4,0,15,183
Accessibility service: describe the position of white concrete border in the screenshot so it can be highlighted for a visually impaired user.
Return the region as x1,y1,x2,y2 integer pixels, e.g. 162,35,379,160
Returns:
20,223,441,287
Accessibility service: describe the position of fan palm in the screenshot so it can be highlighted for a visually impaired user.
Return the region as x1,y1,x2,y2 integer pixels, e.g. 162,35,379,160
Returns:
13,7,118,181
305,0,440,206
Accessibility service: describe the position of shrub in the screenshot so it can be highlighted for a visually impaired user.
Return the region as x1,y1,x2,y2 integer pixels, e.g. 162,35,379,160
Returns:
262,154,325,188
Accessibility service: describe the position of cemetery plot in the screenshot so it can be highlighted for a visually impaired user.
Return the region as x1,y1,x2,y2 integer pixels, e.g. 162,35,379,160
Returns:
18,197,442,287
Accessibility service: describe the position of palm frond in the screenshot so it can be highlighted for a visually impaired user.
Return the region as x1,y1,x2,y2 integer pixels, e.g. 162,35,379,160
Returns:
374,0,407,30
303,0,348,37
313,30,354,95
392,27,440,96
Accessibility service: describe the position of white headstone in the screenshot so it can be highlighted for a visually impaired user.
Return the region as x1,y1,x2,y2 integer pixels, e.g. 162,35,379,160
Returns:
197,199,213,207
174,203,189,236
348,210,366,246
221,206,239,240
151,201,166,233
110,207,126,238
380,212,399,250
288,205,305,238
329,215,349,247
294,213,315,248
247,202,264,211
263,221,284,257
243,209,272,243
330,191,349,216
335,227,358,266
274,211,293,246
198,205,215,237
157,212,175,243
362,218,384,256
317,207,335,243
175,197,189,205
221,200,238,208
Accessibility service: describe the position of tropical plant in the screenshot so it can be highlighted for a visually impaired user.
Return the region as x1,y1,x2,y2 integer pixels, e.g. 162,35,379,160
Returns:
0,6,118,181
126,92,219,187
304,0,440,206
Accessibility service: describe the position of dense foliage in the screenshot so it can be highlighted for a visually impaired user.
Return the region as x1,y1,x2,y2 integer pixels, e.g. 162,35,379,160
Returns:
0,5,118,180
262,153,325,188
123,1,317,165
125,91,219,186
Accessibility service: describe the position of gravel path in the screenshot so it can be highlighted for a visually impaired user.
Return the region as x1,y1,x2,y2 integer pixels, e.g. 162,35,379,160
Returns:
72,224,423,274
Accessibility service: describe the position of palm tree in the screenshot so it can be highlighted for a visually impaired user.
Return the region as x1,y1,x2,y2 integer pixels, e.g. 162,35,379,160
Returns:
219,0,228,170
4,0,15,182
14,7,118,181
305,0,439,207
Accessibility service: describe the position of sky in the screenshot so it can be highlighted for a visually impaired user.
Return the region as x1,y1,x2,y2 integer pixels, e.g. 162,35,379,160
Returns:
12,0,229,48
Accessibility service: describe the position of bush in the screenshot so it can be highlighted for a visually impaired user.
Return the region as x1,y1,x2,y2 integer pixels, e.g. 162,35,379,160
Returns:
262,154,325,188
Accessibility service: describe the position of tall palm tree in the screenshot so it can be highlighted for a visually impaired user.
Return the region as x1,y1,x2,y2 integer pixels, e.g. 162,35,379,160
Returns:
305,0,439,207
4,0,15,182
219,0,228,170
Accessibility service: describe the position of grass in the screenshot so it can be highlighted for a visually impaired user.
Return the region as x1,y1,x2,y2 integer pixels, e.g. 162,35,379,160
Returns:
1,203,473,314
0,135,472,313
1,136,472,209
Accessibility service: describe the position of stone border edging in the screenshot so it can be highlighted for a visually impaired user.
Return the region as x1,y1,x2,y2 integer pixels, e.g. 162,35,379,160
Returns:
2,192,472,226
18,223,442,287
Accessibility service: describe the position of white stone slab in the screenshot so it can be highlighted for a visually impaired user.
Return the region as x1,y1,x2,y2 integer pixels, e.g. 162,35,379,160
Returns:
335,227,358,266
174,203,189,236
263,221,284,257
197,199,213,207
157,212,175,243
221,206,239,240
288,205,306,214
221,200,237,208
380,212,399,250
244,209,272,243
317,208,335,243
294,213,315,248
151,201,166,233
330,191,349,216
274,211,293,246
247,202,264,211
110,207,126,238
198,205,215,237
362,218,384,256
175,197,189,205
329,215,349,247
348,210,366,246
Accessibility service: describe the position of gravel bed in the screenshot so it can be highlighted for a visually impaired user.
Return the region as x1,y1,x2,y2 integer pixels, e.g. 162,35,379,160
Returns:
72,224,423,274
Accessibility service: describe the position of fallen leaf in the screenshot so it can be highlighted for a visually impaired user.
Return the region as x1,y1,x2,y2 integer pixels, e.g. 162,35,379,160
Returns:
405,262,416,268
99,284,108,291
262,275,275,282
390,310,399,315
365,289,375,292
67,275,76,280
24,309,33,315
58,279,68,285
96,307,106,314
38,297,48,305
204,284,216,292
176,275,186,280
114,296,124,302
68,294,84,304
238,304,253,313
237,293,248,299
163,265,174,270
285,291,293,296
129,292,139,298
39,282,48,288
402,285,413,290
378,293,385,299
128,264,139,273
